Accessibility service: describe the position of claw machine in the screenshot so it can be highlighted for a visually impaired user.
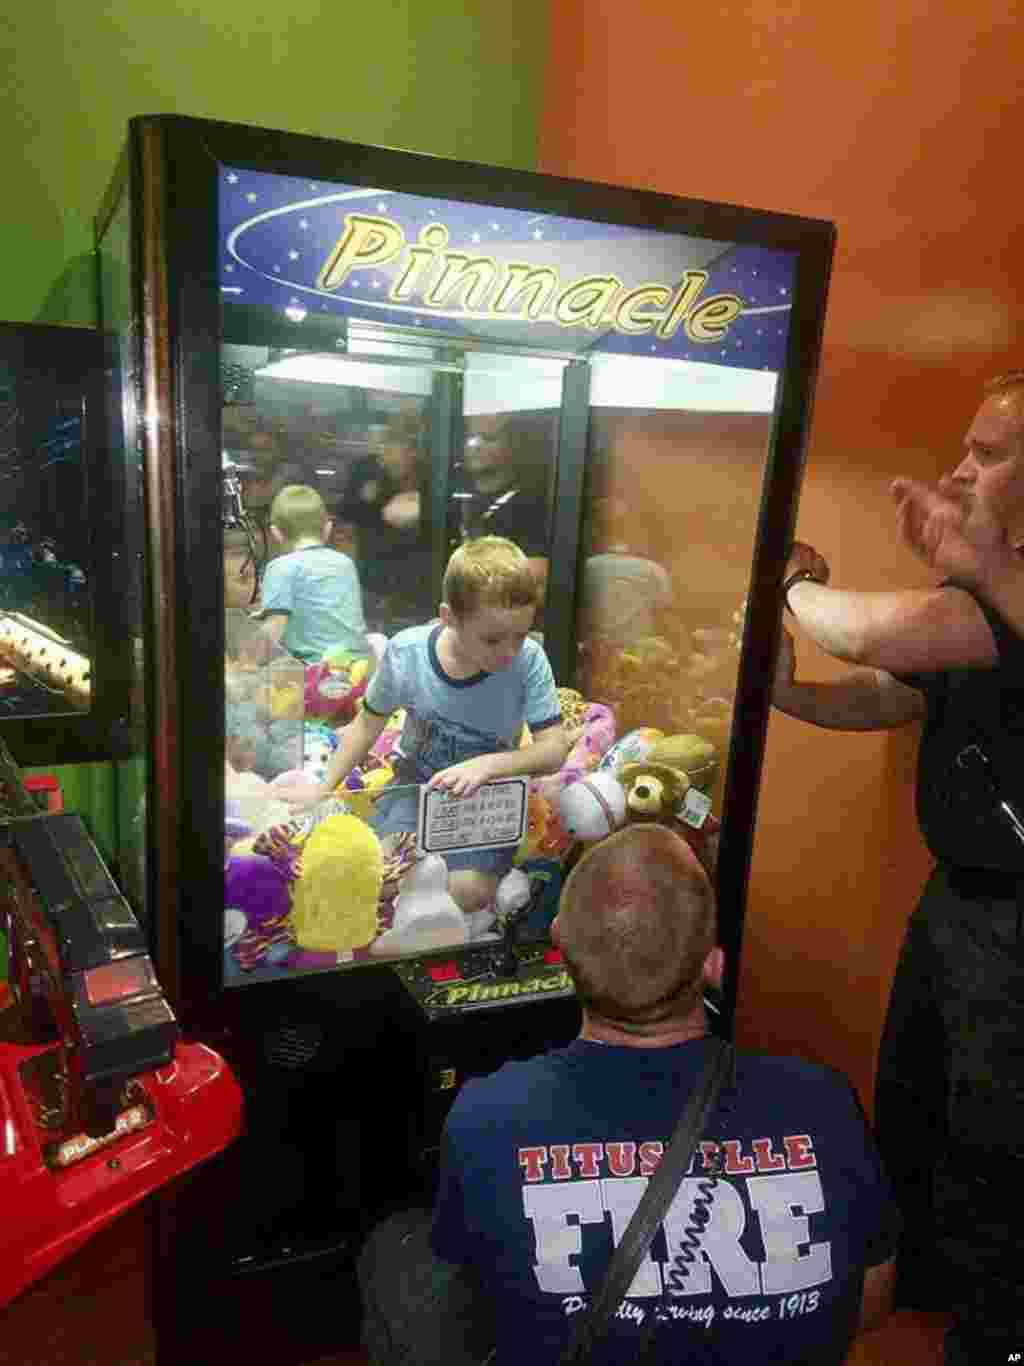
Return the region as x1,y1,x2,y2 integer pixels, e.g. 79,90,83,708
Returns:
96,114,833,1353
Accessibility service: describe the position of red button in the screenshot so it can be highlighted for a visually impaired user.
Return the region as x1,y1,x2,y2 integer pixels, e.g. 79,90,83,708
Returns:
429,962,461,982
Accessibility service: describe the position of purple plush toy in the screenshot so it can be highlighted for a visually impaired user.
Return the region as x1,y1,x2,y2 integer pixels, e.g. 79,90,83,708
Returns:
224,852,294,970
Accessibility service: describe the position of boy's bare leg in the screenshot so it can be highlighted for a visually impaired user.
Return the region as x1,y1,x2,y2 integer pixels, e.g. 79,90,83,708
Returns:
447,870,499,915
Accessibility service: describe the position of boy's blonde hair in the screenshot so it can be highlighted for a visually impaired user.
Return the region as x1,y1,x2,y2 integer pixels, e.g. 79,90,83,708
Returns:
270,484,328,545
443,536,540,618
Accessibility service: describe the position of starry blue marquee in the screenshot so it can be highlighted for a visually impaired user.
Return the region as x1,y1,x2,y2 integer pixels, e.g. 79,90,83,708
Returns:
219,166,795,373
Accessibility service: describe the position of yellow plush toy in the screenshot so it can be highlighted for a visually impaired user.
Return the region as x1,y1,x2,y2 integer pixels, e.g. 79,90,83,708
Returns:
639,734,718,793
344,763,395,823
289,813,383,953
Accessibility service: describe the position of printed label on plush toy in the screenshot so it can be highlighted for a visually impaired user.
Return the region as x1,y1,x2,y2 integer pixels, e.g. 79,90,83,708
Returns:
419,779,528,853
679,787,712,829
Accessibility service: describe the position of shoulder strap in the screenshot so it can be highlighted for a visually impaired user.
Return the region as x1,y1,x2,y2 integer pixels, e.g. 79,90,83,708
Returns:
558,1037,735,1366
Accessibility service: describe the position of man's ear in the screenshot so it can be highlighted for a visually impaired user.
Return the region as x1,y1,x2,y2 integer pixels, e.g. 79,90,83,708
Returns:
438,602,453,628
269,524,284,545
703,945,725,990
323,517,334,542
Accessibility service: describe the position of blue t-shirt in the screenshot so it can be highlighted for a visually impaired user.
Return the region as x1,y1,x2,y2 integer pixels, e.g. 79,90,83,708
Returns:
431,1037,900,1366
259,544,369,664
364,622,562,787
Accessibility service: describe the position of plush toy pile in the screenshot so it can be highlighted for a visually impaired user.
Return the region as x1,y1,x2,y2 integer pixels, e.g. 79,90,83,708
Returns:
222,628,724,972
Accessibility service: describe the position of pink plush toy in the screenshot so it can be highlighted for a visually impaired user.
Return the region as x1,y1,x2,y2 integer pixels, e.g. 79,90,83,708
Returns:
534,701,616,805
303,634,389,722
303,661,367,723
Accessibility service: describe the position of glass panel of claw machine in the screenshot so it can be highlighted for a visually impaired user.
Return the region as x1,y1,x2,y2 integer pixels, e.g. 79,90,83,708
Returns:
210,137,835,1028
220,273,574,977
84,117,826,1043
220,330,575,986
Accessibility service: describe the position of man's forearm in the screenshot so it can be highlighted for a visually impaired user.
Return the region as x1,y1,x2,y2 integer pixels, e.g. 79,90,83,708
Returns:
772,670,922,731
974,553,1024,640
786,579,998,673
784,581,888,663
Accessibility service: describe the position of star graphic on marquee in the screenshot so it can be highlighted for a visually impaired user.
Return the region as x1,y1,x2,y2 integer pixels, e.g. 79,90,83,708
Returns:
227,173,239,185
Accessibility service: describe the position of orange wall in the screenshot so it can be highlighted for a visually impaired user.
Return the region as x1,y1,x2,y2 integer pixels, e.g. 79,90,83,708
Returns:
541,0,1024,1103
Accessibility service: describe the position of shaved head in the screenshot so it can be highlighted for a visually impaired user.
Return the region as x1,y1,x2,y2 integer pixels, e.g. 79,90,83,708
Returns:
555,826,717,1035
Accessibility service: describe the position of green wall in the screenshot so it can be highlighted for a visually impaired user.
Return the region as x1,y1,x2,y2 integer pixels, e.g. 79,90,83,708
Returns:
1,0,550,325
0,0,549,900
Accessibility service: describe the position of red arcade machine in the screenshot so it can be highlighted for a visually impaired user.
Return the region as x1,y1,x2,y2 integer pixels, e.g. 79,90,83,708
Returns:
0,739,243,1308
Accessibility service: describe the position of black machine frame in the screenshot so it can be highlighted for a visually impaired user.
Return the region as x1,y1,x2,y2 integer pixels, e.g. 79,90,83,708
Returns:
96,113,835,1038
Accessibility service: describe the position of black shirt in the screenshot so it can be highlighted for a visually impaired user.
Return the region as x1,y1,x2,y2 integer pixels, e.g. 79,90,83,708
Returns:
899,580,1024,872
456,481,550,559
337,455,432,599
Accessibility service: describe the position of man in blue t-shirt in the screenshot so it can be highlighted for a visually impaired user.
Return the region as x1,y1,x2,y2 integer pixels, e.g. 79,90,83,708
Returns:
358,826,899,1366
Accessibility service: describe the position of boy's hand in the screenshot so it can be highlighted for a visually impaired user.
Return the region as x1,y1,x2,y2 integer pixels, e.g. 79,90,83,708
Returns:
428,756,499,799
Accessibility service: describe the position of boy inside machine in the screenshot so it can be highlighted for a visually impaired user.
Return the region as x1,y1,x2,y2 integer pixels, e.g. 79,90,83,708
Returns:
293,536,570,923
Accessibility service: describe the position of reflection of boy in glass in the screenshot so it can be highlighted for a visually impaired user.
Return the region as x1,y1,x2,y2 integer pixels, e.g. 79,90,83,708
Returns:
251,484,370,665
336,417,433,630
457,415,551,595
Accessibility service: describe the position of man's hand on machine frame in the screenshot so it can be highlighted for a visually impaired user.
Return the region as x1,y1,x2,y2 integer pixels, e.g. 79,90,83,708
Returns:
784,540,831,587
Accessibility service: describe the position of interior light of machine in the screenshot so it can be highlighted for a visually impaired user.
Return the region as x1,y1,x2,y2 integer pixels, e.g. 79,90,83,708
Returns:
3,1118,17,1155
254,352,434,394
83,958,153,1007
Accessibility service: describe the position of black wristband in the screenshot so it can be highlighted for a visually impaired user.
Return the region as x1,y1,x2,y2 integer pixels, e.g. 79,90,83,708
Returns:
782,569,822,613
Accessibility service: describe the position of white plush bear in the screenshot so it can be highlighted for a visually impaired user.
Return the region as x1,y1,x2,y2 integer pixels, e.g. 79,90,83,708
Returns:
369,855,529,955
495,867,532,918
558,771,627,842
370,854,469,955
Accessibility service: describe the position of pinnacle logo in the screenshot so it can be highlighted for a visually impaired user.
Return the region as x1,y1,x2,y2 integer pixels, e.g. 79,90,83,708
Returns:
318,214,743,344
423,969,573,1011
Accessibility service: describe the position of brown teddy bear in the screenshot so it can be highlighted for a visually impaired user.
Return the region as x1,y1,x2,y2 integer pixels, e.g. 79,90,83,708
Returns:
616,733,720,873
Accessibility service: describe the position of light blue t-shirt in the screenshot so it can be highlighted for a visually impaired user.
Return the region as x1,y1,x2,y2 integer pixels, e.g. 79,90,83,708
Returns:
259,544,369,664
364,622,562,787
